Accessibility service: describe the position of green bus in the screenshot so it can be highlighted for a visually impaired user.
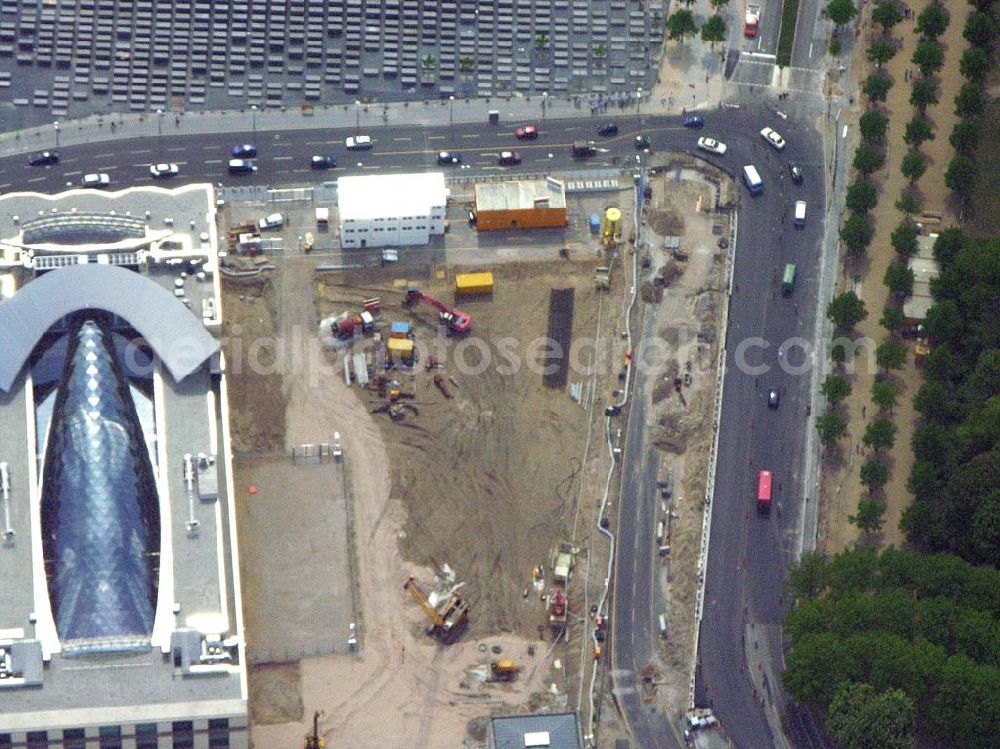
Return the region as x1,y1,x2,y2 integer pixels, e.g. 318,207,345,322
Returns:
781,263,797,296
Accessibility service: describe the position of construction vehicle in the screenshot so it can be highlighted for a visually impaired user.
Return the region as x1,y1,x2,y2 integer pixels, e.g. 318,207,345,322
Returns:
371,402,418,420
594,267,611,290
332,310,375,338
572,140,598,158
404,287,471,335
433,374,453,399
548,588,568,635
490,659,520,682
403,575,469,643
744,4,761,38
303,711,324,749
227,221,257,251
551,542,575,585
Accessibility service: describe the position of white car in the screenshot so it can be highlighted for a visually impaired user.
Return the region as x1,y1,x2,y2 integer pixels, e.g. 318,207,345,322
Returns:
150,162,179,178
258,212,284,230
696,137,727,156
760,127,786,151
345,135,373,150
81,173,111,187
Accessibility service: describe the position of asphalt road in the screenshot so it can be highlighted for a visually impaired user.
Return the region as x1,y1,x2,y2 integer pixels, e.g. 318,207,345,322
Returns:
0,105,826,749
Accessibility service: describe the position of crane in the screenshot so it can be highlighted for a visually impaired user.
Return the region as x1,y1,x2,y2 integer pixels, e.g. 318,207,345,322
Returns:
403,575,469,643
403,287,472,334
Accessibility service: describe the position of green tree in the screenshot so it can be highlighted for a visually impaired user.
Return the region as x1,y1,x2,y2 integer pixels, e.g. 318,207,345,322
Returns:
861,458,891,491
853,143,885,175
828,291,869,331
841,214,875,254
949,120,979,157
827,682,916,749
872,2,903,34
945,156,976,196
700,14,727,47
865,417,898,451
534,32,549,50
458,56,474,74
877,341,907,372
885,263,915,297
863,73,893,102
868,39,898,67
872,379,899,410
822,374,853,405
891,222,919,257
910,78,939,112
421,54,435,70
903,115,934,147
912,41,944,77
895,190,921,216
924,298,964,344
916,3,950,40
955,82,984,117
786,552,827,600
850,498,887,533
933,227,965,265
960,46,991,83
666,10,698,41
900,151,927,183
817,411,849,446
827,0,858,28
880,305,906,335
709,0,731,10
964,11,997,48
830,36,843,55
859,109,889,142
593,44,607,60
846,180,878,214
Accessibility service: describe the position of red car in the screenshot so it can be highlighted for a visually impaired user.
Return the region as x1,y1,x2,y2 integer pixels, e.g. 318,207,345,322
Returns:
515,124,538,139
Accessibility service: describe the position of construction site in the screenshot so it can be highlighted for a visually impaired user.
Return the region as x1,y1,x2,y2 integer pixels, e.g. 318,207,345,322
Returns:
218,164,733,748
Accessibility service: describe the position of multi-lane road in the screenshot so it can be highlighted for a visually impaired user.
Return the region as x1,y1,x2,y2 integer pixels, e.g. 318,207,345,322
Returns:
0,104,828,749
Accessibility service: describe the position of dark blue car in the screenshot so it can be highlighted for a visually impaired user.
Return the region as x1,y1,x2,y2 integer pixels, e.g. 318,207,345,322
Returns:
682,114,704,128
232,144,257,158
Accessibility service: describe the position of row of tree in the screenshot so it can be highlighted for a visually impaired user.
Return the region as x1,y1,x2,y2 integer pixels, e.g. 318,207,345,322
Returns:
664,0,728,47
783,547,1000,749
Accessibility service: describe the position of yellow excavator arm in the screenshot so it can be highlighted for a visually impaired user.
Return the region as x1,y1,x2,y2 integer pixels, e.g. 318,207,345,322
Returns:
404,576,444,627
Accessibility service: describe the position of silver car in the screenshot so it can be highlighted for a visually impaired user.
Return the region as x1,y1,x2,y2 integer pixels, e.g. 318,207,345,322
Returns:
150,163,179,178
81,173,111,187
760,127,787,151
696,137,727,155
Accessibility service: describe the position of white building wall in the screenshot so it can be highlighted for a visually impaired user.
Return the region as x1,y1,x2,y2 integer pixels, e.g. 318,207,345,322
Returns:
337,173,449,249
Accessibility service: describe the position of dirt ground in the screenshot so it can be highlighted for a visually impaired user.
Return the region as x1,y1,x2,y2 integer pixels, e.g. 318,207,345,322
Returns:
819,1,969,554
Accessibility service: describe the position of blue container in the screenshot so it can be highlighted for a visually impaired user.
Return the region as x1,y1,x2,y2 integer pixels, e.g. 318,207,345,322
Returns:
390,321,411,339
589,214,601,234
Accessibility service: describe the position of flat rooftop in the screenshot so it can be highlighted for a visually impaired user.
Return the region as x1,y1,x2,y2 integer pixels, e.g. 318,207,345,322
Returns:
475,178,567,212
904,233,939,322
337,172,449,221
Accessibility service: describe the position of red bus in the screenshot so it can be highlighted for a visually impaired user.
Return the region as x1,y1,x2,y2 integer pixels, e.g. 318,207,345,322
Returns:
757,470,773,513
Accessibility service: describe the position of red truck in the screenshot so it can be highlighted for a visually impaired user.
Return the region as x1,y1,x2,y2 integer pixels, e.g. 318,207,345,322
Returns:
757,470,772,514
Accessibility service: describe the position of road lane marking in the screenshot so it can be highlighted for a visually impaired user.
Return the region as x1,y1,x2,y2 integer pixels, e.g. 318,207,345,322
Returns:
394,137,412,142
461,133,480,139
94,153,114,159
62,171,81,177
428,135,445,140
0,183,10,189
28,176,47,182
204,159,223,164
133,149,152,155
272,156,293,161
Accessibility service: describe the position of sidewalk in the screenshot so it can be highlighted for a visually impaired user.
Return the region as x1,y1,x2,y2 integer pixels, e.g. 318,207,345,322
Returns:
0,92,720,160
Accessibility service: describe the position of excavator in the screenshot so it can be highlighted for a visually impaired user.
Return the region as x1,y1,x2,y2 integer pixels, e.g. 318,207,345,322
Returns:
403,575,469,643
403,287,472,335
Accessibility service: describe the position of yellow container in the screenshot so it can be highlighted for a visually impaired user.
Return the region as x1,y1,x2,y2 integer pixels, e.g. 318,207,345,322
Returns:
387,337,415,364
455,271,494,296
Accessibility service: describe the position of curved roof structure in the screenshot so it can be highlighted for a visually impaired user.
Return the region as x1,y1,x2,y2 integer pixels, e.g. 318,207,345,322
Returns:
41,318,160,653
0,264,218,392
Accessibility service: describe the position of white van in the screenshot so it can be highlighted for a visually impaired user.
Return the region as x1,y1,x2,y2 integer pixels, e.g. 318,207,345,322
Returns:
794,200,807,227
742,165,763,195
658,614,668,638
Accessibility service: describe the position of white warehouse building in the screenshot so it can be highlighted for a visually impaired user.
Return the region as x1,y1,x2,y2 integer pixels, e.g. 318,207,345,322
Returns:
337,172,449,249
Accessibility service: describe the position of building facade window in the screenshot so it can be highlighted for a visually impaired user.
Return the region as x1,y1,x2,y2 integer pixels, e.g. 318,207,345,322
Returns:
63,729,86,749
98,727,121,749
27,732,48,749
0,734,12,749
171,723,193,749
135,724,159,749
207,720,229,749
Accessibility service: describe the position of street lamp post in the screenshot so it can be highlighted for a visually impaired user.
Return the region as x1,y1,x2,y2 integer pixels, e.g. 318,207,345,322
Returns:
542,92,548,122
449,95,455,126
635,88,643,113
251,104,258,140
53,121,60,148
156,109,163,158
355,100,361,131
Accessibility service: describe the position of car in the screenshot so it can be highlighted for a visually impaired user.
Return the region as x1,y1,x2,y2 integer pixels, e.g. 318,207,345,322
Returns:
310,155,337,169
81,173,111,187
345,135,373,150
149,162,179,178
635,134,651,150
789,162,803,184
258,212,284,230
498,150,521,166
597,123,619,136
768,389,780,408
696,137,727,156
515,124,538,139
760,127,787,151
683,114,704,128
228,158,257,174
29,150,59,166
436,151,462,165
468,210,477,225
232,144,257,158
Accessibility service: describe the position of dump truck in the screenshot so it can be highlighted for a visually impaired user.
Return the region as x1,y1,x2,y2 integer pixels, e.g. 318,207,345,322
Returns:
572,140,598,157
490,660,520,682
744,4,760,38
548,588,568,635
594,267,611,291
551,542,575,585
333,311,375,338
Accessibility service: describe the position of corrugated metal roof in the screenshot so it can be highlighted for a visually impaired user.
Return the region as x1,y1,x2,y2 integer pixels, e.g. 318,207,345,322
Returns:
0,264,218,393
490,712,582,749
475,179,567,212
